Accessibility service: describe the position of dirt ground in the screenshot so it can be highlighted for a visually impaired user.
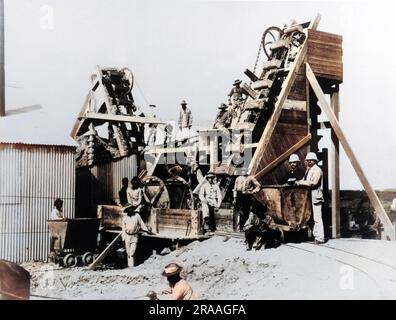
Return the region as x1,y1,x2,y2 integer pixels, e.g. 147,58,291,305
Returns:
23,237,396,300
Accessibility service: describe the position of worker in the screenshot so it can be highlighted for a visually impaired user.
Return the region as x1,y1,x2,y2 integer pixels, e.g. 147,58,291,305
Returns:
281,154,305,185
146,123,158,145
214,103,231,129
243,199,281,250
177,100,193,141
127,176,144,211
296,152,325,244
232,173,251,232
50,198,65,220
146,263,193,300
228,79,244,107
164,123,174,145
118,177,129,207
199,172,222,233
122,204,153,268
228,79,245,125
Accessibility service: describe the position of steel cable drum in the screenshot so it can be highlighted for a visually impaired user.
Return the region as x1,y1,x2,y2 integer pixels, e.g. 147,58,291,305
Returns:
141,176,170,209
261,26,283,59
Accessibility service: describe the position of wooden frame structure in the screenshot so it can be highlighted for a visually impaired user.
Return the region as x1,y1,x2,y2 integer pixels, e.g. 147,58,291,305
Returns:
245,14,394,240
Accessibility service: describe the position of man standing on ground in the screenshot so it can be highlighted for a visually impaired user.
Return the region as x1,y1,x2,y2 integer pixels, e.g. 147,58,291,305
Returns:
199,172,222,233
296,152,325,244
122,204,152,268
233,172,251,231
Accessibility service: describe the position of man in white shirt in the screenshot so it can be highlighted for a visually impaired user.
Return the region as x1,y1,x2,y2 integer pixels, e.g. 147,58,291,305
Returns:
127,176,144,212
199,172,222,233
177,100,193,141
122,204,153,268
50,198,64,220
296,152,325,244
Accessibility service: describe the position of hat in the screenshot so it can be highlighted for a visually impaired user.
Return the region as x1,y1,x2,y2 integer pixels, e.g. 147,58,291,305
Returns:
162,263,183,276
288,154,300,163
181,100,187,105
305,152,319,162
206,171,216,178
218,103,227,110
233,79,242,86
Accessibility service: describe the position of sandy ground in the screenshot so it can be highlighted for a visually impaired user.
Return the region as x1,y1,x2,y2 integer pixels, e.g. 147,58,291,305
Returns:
23,237,396,300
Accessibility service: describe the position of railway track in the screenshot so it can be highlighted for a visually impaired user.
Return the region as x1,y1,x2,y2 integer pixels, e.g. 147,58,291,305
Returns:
214,231,396,297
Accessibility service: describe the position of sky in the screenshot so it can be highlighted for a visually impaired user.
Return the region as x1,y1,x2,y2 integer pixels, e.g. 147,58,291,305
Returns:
2,0,396,190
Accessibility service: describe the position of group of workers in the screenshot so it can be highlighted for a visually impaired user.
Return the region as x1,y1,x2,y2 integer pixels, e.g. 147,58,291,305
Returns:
234,151,325,248
214,79,246,129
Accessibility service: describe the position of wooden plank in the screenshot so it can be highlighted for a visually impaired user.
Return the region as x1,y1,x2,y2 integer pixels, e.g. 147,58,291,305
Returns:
308,13,321,30
88,233,122,270
254,134,312,181
70,93,91,138
306,63,395,240
242,83,258,99
244,99,265,110
331,87,341,239
308,29,342,43
252,79,273,90
81,113,163,125
249,40,309,174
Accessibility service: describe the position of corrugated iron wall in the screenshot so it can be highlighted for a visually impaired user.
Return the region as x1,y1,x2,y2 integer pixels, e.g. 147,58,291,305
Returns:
0,143,75,262
76,155,137,218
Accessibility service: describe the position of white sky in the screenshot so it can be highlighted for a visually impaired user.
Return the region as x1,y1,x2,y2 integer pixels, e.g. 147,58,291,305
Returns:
3,0,396,190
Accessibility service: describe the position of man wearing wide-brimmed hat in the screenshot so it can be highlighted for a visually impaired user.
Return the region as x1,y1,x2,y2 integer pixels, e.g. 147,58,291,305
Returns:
147,263,193,300
199,172,222,233
228,79,244,107
214,102,232,129
122,204,153,268
177,99,193,141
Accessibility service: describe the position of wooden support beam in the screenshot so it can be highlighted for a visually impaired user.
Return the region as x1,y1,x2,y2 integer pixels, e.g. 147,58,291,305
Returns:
249,42,308,174
254,134,312,181
331,86,341,238
306,63,395,240
81,113,164,125
70,93,91,139
88,233,122,270
309,13,321,30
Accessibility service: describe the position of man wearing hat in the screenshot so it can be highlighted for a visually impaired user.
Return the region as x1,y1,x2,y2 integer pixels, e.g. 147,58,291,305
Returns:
214,103,231,129
199,172,222,233
228,80,245,124
296,152,325,244
177,100,193,141
122,204,153,268
147,263,193,300
281,154,305,185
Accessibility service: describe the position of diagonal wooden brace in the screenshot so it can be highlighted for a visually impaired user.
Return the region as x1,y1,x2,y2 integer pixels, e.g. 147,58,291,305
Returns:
306,62,395,240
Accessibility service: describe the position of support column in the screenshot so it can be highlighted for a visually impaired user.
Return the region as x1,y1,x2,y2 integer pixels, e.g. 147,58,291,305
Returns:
331,86,341,238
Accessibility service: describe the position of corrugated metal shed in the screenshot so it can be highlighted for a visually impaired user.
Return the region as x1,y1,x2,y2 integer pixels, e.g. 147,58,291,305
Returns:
0,143,76,262
76,155,137,218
